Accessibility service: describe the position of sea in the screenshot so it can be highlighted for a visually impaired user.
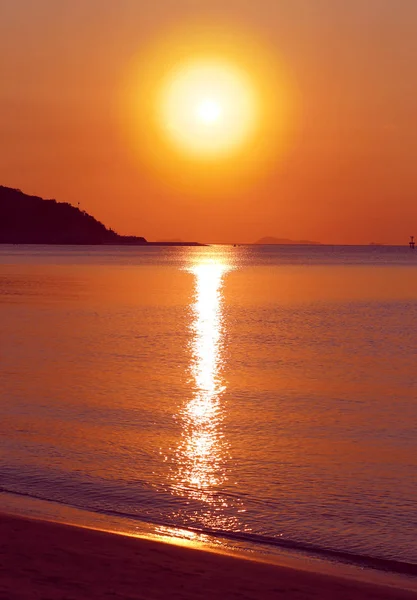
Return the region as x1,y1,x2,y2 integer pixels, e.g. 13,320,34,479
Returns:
1,244,416,584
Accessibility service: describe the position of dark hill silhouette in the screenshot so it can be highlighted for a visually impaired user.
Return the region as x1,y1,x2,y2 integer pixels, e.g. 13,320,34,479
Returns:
0,186,202,246
0,186,146,245
255,236,321,245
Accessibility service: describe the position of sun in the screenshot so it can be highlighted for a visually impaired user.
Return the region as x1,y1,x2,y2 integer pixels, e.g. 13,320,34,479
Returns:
196,99,222,124
158,60,259,158
124,25,294,181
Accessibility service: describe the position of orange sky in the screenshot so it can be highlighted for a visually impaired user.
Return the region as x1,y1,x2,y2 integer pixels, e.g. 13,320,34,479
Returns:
1,1,417,244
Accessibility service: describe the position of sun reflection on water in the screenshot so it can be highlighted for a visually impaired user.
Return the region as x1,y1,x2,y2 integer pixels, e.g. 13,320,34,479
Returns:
170,258,239,531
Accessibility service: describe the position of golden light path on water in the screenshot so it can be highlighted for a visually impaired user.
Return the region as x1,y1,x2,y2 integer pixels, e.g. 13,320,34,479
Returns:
170,257,241,532
184,262,227,493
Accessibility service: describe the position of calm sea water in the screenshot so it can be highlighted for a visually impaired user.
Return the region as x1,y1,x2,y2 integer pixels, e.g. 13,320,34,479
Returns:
1,245,416,573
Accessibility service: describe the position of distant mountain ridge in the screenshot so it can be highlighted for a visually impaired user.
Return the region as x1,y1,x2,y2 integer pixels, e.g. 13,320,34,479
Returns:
255,236,321,245
0,186,201,246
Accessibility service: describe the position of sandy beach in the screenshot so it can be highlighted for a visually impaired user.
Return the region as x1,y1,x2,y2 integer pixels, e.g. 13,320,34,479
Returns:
0,512,415,600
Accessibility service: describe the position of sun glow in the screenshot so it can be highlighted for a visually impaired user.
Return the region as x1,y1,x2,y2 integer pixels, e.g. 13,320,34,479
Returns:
159,60,258,158
125,25,294,183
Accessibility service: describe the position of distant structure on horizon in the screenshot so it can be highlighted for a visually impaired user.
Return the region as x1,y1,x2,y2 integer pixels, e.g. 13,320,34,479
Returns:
410,236,415,249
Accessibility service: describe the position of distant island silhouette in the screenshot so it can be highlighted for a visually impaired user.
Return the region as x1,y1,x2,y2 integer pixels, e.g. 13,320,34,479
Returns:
0,186,202,246
255,236,321,245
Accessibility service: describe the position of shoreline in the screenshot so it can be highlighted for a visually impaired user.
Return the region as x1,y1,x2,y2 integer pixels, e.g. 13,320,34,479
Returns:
1,490,417,592
1,511,416,600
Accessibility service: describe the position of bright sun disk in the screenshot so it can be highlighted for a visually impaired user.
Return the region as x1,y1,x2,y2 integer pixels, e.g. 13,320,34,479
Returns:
196,99,222,124
158,59,259,158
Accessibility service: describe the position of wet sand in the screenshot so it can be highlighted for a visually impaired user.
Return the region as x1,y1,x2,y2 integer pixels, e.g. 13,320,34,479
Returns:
0,512,415,600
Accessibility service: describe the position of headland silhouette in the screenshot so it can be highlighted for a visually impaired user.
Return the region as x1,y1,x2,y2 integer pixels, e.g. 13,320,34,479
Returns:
0,186,202,246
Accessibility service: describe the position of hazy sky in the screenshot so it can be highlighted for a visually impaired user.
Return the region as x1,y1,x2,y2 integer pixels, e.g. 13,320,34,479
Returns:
1,1,417,243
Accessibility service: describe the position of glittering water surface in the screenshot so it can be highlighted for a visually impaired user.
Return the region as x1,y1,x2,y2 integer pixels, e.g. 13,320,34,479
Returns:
170,261,237,531
1,245,416,569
